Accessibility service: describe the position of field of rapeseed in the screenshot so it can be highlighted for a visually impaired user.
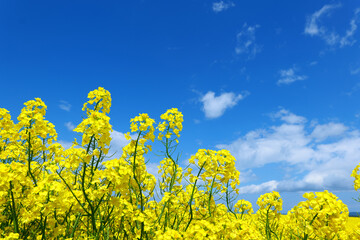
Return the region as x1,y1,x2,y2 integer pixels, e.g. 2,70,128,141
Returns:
0,87,360,239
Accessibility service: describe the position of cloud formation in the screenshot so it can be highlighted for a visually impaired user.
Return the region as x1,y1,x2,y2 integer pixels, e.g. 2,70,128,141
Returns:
65,121,75,131
277,68,307,85
235,23,261,58
200,91,247,119
59,100,71,112
217,109,360,193
304,4,360,47
304,4,341,37
272,109,306,124
212,1,235,13
238,180,279,194
311,122,348,142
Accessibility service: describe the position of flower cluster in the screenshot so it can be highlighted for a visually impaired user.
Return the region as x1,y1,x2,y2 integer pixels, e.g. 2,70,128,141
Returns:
351,163,360,191
187,149,240,192
74,87,112,153
157,108,183,141
287,190,349,239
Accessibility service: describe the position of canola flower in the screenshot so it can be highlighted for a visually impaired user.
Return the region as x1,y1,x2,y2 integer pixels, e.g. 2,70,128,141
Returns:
0,87,359,239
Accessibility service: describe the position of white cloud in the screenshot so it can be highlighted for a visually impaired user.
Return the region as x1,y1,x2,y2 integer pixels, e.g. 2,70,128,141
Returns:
243,168,353,193
59,100,71,112
212,1,235,13
239,169,257,184
272,109,306,124
108,130,132,158
235,23,261,58
58,140,73,150
65,121,75,131
200,91,247,119
238,180,279,194
340,8,360,47
217,122,312,169
217,109,360,193
277,68,307,85
304,4,341,36
311,122,348,141
305,5,360,48
146,162,161,182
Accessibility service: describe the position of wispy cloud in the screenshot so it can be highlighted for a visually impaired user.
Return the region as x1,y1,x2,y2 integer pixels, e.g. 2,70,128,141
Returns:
305,4,360,48
235,23,261,58
345,83,360,96
200,91,248,119
277,68,307,85
217,109,360,193
350,67,360,75
59,100,71,112
304,4,341,37
340,8,360,47
65,121,75,131
212,1,235,13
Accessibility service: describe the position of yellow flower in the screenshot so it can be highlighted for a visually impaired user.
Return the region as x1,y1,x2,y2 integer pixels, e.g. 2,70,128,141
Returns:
351,163,360,191
124,132,132,140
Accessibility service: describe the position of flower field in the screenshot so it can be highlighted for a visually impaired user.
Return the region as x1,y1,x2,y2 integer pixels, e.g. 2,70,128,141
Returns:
0,87,360,239
346,217,360,231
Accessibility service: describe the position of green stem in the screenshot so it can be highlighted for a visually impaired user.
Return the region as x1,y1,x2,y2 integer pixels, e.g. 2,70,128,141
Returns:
303,212,318,240
81,155,97,234
70,213,82,238
208,174,217,217
185,162,206,231
225,182,237,218
40,213,47,240
57,171,90,215
27,129,37,186
9,181,19,233
132,131,145,239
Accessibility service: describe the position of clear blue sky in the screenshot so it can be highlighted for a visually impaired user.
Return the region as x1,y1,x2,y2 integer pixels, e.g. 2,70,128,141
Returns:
1,0,360,212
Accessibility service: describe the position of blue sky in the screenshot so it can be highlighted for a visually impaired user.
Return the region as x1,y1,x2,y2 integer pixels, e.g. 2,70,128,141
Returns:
1,0,360,212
